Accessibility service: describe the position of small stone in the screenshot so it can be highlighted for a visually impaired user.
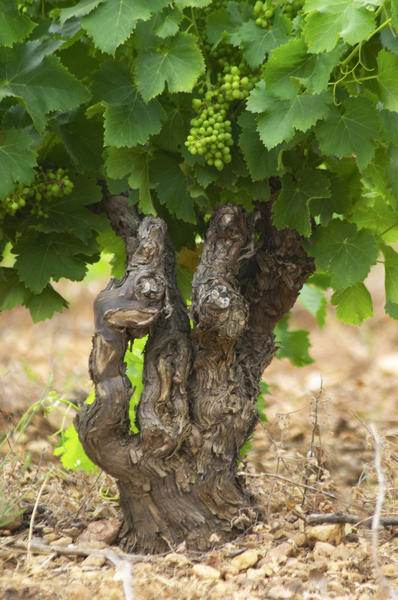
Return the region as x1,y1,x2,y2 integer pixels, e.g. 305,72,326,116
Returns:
313,541,335,561
221,565,239,580
43,533,59,543
77,518,121,546
292,532,307,547
62,527,80,538
42,527,54,534
82,555,106,567
230,549,258,571
164,553,190,568
268,585,293,599
54,537,73,547
306,524,344,546
265,542,296,563
209,533,220,544
247,568,266,580
92,506,109,520
192,564,220,580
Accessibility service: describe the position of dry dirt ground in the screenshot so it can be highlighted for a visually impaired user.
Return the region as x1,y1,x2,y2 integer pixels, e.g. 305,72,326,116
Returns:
1,264,398,600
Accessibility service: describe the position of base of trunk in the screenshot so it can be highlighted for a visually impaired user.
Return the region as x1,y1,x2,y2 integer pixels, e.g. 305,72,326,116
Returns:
116,468,255,554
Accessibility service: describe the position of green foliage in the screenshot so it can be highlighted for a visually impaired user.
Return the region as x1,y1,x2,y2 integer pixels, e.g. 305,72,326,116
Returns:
1,0,398,335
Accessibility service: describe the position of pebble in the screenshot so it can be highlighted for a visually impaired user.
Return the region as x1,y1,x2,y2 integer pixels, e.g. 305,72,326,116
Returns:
313,541,335,560
263,542,296,564
164,553,190,568
82,555,106,567
77,518,121,546
192,564,220,580
54,537,74,547
306,524,344,546
43,533,59,543
268,585,293,599
230,549,258,571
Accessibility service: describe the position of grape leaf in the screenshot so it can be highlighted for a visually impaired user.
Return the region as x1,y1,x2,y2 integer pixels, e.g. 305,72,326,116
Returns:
54,108,104,172
206,3,250,47
0,40,89,132
306,219,378,289
352,195,398,243
2,104,43,148
248,83,332,149
263,38,341,100
153,6,183,38
58,0,103,26
385,299,398,319
177,266,192,302
379,109,398,145
387,146,398,205
91,62,165,148
54,424,96,473
25,285,69,323
298,283,327,328
315,97,381,170
152,94,191,153
13,232,98,294
331,282,373,326
105,147,155,216
150,151,200,223
0,0,37,47
303,0,376,53
275,314,314,367
0,267,28,312
0,128,37,201
383,245,398,304
309,175,351,225
363,147,393,201
238,9,292,68
27,176,106,242
375,49,398,113
97,229,126,277
238,111,282,181
81,0,169,55
273,169,330,236
134,33,205,102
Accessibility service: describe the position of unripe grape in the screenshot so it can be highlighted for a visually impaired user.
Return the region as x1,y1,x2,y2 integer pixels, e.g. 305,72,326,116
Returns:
52,185,60,194
214,159,223,170
264,8,274,18
11,202,18,211
256,17,262,26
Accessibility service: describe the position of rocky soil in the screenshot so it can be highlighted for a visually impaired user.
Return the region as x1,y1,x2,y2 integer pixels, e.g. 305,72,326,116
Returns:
1,263,398,599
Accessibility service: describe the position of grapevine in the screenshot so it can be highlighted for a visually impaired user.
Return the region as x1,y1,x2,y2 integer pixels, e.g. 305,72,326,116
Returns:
0,168,74,220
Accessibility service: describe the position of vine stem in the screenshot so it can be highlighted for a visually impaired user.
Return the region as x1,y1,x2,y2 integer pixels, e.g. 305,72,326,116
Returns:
339,5,390,70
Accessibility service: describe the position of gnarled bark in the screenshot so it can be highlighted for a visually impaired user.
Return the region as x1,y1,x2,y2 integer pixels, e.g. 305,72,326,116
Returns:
76,196,314,554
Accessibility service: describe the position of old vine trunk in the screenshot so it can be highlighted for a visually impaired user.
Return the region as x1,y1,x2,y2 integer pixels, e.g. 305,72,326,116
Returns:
76,196,314,554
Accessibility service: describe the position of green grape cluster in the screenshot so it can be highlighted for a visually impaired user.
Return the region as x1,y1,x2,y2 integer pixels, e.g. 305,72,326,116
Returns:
185,40,258,171
185,98,233,170
283,0,305,18
0,168,74,220
252,1,274,28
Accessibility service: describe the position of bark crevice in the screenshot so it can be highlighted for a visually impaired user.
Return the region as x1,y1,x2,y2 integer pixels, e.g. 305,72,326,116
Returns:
76,197,315,553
